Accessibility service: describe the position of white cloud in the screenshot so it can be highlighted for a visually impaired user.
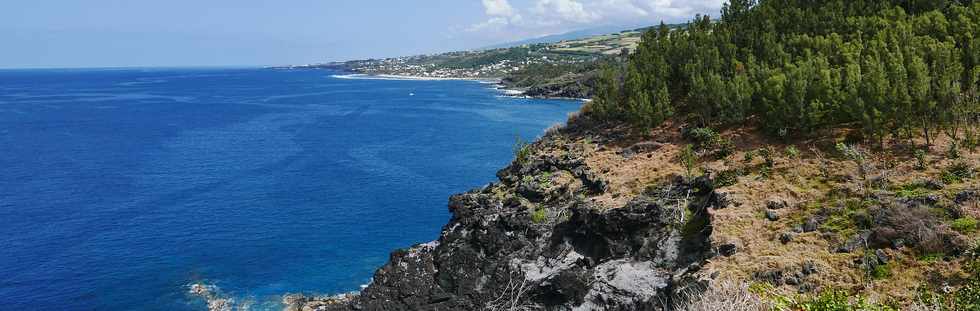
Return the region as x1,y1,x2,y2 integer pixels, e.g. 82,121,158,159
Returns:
533,0,599,23
482,0,516,17
464,0,725,42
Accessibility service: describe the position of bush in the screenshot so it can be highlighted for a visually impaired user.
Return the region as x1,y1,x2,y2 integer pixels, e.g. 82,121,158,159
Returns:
785,146,801,159
514,136,532,165
965,131,978,152
914,149,927,170
949,142,961,159
759,146,776,168
680,145,699,178
684,127,735,159
530,207,547,224
952,217,978,234
941,162,974,184
870,205,967,255
685,127,720,148
715,168,742,188
743,150,757,163
715,138,736,159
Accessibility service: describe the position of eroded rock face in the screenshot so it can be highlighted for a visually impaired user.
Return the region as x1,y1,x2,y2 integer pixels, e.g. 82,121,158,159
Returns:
303,161,720,311
290,129,724,311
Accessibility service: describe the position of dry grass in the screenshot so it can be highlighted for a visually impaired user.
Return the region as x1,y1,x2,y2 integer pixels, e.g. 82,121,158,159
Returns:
677,281,770,311
545,120,980,306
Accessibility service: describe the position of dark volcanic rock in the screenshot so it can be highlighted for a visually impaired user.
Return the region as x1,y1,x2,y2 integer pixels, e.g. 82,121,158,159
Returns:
718,243,738,257
306,174,721,311
956,189,978,205
765,210,780,221
803,217,819,232
766,197,789,210
802,260,818,275
836,231,871,253
779,232,795,244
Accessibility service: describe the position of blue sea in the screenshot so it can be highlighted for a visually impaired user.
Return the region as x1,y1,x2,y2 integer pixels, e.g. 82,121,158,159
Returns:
0,68,580,310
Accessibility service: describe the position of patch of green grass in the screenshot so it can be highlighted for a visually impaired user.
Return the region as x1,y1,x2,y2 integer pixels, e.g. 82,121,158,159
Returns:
820,198,872,237
919,253,945,262
872,264,892,279
530,207,547,224
748,282,774,295
895,183,931,199
952,217,979,234
759,287,898,311
792,290,897,311
785,146,800,159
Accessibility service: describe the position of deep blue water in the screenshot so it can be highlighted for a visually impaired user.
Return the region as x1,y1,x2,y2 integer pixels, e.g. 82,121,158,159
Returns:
0,68,580,310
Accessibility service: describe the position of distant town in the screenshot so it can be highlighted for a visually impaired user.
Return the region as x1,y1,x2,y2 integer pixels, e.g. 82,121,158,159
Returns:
283,29,644,80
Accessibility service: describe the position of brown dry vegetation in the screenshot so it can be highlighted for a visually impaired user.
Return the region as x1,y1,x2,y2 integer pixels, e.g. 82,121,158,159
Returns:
544,116,980,307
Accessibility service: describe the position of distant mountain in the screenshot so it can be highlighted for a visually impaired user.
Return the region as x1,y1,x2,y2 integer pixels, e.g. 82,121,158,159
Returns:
481,24,652,50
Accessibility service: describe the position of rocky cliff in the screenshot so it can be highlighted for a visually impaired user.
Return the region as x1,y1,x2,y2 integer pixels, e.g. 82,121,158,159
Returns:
286,119,739,311
282,113,980,310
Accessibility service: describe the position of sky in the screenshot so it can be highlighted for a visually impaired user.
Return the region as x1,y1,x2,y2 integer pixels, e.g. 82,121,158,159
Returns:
0,0,724,68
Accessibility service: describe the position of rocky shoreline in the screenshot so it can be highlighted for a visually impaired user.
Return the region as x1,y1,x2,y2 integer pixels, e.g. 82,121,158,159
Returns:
285,117,735,311
300,63,591,101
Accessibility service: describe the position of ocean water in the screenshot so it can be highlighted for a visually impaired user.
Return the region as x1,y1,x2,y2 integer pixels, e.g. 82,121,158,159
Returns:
0,68,580,310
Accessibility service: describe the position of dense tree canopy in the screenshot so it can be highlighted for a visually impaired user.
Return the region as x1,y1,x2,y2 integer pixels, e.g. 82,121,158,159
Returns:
592,0,980,145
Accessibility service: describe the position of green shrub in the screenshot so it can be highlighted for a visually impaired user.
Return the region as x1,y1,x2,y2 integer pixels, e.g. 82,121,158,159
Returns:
914,149,927,170
952,217,979,234
965,130,978,152
949,142,962,159
941,162,974,184
715,168,742,188
714,137,736,159
680,145,698,178
759,146,776,168
684,127,734,159
785,146,800,159
743,150,757,163
530,207,547,224
895,182,931,199
685,127,719,148
759,166,772,179
513,136,532,165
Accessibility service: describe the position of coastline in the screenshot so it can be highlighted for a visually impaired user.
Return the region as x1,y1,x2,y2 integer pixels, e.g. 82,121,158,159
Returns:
329,73,499,83
329,72,590,102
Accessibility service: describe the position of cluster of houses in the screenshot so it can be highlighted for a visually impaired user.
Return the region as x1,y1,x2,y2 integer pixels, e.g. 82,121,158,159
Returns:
348,53,587,79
